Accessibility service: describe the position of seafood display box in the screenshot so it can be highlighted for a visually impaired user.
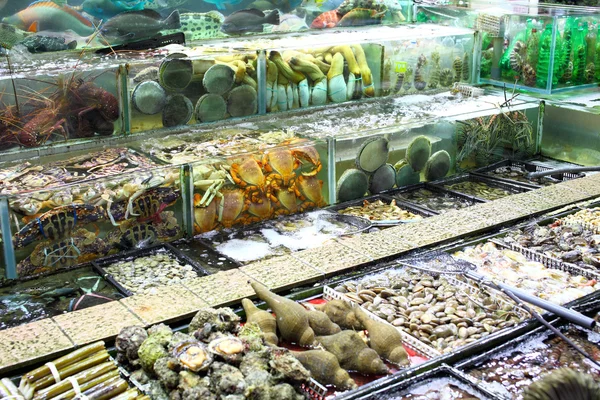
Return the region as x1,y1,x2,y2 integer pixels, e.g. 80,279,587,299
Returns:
328,194,436,219
430,173,534,202
382,182,485,214
337,364,504,400
91,243,209,297
471,159,586,189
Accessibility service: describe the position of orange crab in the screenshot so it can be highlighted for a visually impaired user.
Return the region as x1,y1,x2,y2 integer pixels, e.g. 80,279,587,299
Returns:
228,155,267,204
263,147,299,191
295,175,326,212
273,189,299,216
289,140,322,177
247,193,274,224
193,194,219,234
218,188,247,228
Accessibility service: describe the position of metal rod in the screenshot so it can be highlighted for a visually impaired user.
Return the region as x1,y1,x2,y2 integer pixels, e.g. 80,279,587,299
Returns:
0,197,17,279
465,270,597,330
527,166,600,179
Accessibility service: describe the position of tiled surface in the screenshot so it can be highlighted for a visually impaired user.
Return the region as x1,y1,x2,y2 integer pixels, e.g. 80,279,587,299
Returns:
183,270,258,306
533,184,594,206
53,302,143,346
335,231,416,260
0,319,73,372
292,241,373,275
121,284,208,325
240,255,324,290
560,175,600,197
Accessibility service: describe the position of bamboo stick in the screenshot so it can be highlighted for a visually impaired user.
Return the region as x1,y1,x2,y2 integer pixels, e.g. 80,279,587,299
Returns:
50,371,119,400
33,362,116,400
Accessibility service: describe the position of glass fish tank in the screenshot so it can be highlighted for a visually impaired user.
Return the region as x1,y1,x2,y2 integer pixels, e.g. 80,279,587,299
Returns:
5,165,184,279
541,103,600,166
0,0,411,52
190,137,328,235
127,50,259,133
474,5,600,93
0,66,122,152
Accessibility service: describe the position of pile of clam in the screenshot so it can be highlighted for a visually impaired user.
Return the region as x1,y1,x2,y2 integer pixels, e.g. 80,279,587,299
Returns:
334,269,526,354
561,208,600,232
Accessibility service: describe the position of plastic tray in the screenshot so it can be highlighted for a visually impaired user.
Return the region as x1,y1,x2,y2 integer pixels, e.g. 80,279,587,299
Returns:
472,159,585,189
383,183,484,214
329,194,436,221
91,243,209,297
430,173,533,202
171,237,242,273
340,364,504,400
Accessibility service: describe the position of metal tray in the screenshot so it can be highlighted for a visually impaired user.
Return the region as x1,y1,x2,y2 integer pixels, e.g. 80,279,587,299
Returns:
327,266,530,358
430,173,533,202
91,243,209,297
339,364,504,400
472,159,585,189
329,194,436,220
383,182,484,214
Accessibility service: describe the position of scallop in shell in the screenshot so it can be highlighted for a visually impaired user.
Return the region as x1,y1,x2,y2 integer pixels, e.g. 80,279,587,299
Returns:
159,54,193,91
337,168,368,202
394,160,420,187
172,340,213,372
208,336,245,364
195,94,227,122
406,135,431,172
162,94,193,127
132,81,166,115
423,150,451,182
369,163,396,194
227,85,258,117
355,137,389,173
203,64,235,95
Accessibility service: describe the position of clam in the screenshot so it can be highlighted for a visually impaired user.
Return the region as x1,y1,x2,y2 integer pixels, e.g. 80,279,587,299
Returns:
159,54,194,91
172,340,213,372
195,94,227,122
227,85,258,117
208,336,245,364
394,160,421,188
162,94,193,127
132,81,166,115
337,168,368,202
406,135,431,172
369,164,396,194
355,137,389,173
424,150,451,181
203,64,235,95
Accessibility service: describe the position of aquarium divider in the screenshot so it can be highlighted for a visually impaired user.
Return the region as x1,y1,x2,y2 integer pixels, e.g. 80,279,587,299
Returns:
182,164,194,239
328,136,337,205
119,64,130,135
0,197,17,279
257,50,267,115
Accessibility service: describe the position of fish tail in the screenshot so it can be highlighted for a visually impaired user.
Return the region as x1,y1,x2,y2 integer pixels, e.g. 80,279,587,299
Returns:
266,9,280,25
163,9,181,30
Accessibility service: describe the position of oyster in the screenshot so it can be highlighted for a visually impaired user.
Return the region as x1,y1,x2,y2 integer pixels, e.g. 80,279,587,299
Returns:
154,357,180,390
189,307,241,337
172,340,213,372
208,336,245,364
209,362,247,396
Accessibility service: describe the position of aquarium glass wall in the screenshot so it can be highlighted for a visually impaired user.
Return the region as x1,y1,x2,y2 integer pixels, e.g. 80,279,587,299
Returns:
6,165,183,279
476,6,600,93
127,51,259,133
0,67,122,152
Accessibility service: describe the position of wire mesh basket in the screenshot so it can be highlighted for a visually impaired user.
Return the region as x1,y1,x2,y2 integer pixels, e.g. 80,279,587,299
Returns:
475,13,507,36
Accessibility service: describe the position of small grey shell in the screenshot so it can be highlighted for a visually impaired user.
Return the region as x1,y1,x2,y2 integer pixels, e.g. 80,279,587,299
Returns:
195,94,227,122
132,81,166,115
369,164,396,194
203,64,235,95
162,94,193,127
337,168,369,203
355,137,389,173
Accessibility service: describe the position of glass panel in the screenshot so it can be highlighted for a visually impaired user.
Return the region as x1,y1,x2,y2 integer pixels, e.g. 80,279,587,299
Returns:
0,67,122,152
127,52,258,133
8,165,183,279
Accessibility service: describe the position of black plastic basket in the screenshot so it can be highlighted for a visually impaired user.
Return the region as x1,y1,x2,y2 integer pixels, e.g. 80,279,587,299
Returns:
472,159,585,189
92,243,209,297
338,364,504,400
329,194,436,220
171,237,242,273
430,173,533,202
384,182,484,214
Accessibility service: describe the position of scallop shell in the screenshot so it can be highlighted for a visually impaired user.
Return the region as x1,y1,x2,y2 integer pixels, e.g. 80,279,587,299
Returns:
394,160,420,187
159,54,193,91
369,163,396,194
424,150,451,181
227,85,258,117
203,64,235,95
406,135,431,172
355,137,389,173
162,94,193,127
208,336,245,363
172,340,213,372
132,81,166,115
337,168,368,202
195,94,227,122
